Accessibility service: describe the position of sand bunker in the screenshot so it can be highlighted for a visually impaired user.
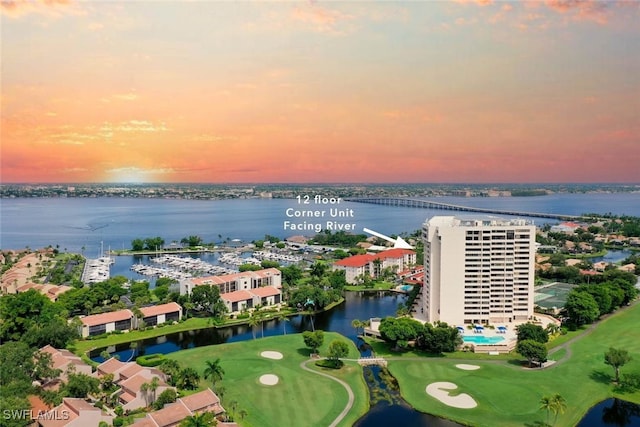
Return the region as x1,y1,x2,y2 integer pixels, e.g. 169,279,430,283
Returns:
261,351,283,360
259,374,279,386
455,364,480,371
426,382,477,409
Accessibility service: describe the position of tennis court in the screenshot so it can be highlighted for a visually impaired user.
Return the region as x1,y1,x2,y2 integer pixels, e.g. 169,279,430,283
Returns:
534,282,577,309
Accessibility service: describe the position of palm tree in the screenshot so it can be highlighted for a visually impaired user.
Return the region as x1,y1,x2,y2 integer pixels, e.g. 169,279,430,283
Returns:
238,409,248,420
179,411,217,427
248,315,259,340
149,376,159,405
159,359,181,386
203,358,225,391
276,311,289,335
176,367,201,390
551,393,567,426
140,377,160,407
539,395,553,426
140,382,150,407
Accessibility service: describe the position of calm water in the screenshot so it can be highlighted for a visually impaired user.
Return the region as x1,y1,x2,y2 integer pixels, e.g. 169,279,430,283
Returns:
3,193,640,426
577,398,640,427
89,291,407,361
2,193,640,253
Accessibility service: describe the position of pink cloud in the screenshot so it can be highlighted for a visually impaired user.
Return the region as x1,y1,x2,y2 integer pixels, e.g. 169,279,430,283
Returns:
291,4,354,34
544,0,614,24
0,0,83,18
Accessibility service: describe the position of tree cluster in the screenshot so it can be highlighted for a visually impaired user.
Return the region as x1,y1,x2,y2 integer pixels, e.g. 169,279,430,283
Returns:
309,230,368,247
378,317,462,353
131,237,165,251
563,272,638,327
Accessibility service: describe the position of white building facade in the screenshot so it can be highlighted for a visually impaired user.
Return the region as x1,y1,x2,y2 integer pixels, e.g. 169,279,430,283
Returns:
418,216,536,326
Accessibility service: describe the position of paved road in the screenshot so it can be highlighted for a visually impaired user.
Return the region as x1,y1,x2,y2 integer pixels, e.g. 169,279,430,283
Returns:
300,359,355,427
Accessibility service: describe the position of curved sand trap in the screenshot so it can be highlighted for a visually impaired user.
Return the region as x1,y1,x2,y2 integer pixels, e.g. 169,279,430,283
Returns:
261,351,283,360
259,374,279,386
455,364,480,371
426,382,477,409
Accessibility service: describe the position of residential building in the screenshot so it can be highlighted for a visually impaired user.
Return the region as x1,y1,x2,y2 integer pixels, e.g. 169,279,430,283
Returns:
38,345,92,385
15,283,72,301
139,302,182,326
38,398,113,427
132,388,227,427
418,216,536,326
95,358,173,411
180,268,281,295
78,309,133,338
220,286,282,314
332,248,417,284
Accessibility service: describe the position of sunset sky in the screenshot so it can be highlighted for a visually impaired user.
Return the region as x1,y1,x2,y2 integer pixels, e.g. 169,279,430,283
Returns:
1,0,639,183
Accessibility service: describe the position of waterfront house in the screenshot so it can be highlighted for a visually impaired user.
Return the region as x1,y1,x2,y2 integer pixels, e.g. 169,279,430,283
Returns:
139,302,182,326
38,398,113,427
180,268,281,295
332,248,417,284
219,286,282,314
78,309,133,338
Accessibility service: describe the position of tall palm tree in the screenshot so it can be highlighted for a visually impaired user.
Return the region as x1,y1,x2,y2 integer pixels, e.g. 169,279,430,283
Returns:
276,311,289,335
149,376,160,405
179,411,217,427
551,393,567,426
203,358,225,391
247,315,259,340
539,395,553,426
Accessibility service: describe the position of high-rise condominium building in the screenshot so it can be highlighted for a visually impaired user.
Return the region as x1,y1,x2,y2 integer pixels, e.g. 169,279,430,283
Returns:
418,216,536,326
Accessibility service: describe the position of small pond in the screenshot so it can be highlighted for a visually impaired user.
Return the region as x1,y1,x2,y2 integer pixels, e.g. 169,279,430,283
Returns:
577,398,640,427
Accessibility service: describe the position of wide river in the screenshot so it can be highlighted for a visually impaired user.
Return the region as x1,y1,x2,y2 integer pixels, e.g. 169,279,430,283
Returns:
2,192,639,254
2,192,639,426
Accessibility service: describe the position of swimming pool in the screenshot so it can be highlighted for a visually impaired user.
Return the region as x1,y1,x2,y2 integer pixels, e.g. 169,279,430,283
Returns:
400,285,413,292
462,335,506,345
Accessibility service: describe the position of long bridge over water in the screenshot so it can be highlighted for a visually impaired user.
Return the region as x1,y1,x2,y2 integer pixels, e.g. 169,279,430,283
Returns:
344,197,581,221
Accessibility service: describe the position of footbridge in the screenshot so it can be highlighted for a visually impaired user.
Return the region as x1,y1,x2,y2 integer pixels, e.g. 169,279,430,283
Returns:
344,197,581,221
357,356,387,367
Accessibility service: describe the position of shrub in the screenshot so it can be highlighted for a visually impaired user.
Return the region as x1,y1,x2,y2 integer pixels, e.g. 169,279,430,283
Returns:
136,353,167,367
315,359,342,369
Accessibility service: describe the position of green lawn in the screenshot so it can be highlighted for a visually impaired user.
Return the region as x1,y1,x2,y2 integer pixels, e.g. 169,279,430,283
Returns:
344,282,396,291
168,332,368,427
388,302,640,427
71,317,219,354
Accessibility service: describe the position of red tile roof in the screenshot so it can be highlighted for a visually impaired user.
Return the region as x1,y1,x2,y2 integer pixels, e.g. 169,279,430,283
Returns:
180,388,221,413
334,248,416,268
140,302,181,318
97,357,127,375
190,268,280,286
250,286,281,298
334,254,373,267
220,290,254,303
147,401,191,426
80,309,133,327
374,248,416,259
